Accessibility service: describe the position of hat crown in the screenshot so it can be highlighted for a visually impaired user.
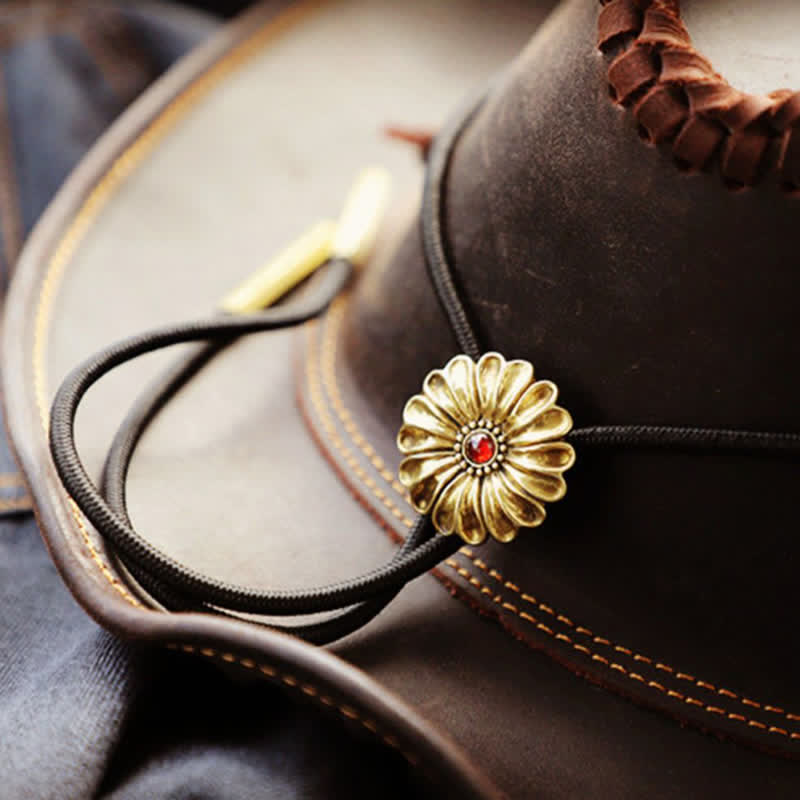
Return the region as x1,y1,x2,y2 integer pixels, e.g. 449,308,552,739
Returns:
334,0,800,751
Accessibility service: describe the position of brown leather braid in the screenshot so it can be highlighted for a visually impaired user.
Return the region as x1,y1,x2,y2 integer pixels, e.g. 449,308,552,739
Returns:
598,0,800,190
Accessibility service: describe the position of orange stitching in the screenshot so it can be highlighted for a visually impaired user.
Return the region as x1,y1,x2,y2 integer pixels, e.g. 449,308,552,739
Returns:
0,497,32,512
167,644,418,764
316,302,800,734
67,498,142,607
537,623,554,636
319,300,410,499
458,549,798,722
434,561,800,740
306,325,415,530
32,2,330,612
0,67,24,269
0,473,27,489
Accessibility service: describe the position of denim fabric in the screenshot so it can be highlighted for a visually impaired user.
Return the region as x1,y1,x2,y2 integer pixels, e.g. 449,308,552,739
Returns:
0,517,415,799
0,4,417,798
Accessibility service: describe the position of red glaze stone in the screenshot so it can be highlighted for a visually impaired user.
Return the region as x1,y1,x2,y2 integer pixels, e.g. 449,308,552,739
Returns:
464,431,496,465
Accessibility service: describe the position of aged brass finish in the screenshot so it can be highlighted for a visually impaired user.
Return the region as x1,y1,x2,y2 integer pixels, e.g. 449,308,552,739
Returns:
397,352,575,545
331,166,391,266
220,220,335,313
220,166,391,314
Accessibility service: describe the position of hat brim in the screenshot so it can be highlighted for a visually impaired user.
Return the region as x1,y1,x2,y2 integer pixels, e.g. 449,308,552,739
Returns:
5,1,799,797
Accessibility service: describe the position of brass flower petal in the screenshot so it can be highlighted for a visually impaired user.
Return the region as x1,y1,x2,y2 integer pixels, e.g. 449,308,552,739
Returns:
504,380,558,437
503,461,567,503
445,355,481,421
476,352,504,416
397,424,456,455
456,476,487,545
397,352,574,544
432,471,471,535
423,369,469,426
496,471,547,528
511,407,573,448
480,473,519,543
493,359,535,422
401,395,458,440
511,441,576,472
398,452,461,515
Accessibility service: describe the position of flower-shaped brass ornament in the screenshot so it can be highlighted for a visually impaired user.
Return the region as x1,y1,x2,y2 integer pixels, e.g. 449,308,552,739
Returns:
397,353,575,545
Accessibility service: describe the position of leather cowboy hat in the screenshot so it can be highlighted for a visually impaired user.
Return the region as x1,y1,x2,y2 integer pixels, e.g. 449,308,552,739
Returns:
5,0,800,797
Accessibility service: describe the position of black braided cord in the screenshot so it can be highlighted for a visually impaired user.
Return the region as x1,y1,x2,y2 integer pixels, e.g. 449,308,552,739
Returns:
49,259,459,644
419,93,800,457
98,334,438,645
48,92,800,647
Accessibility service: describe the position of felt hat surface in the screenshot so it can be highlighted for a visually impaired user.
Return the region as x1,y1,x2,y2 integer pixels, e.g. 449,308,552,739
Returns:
5,1,800,797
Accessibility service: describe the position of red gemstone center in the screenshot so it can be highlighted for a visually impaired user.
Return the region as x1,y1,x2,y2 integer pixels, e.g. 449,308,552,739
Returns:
464,431,496,466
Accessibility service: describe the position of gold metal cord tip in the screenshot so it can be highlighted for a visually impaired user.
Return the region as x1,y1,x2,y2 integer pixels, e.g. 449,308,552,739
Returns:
331,166,391,266
219,166,390,314
219,220,335,314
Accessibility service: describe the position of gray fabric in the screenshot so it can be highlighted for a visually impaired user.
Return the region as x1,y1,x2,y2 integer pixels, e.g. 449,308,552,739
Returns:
0,520,137,798
0,515,416,799
0,4,420,797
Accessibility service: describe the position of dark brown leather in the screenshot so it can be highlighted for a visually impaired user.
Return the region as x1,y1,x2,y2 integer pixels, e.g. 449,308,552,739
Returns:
599,0,800,187
5,0,800,798
0,471,31,515
339,0,800,771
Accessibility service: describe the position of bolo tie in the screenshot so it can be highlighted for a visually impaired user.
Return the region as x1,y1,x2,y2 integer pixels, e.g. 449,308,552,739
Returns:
48,92,800,646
